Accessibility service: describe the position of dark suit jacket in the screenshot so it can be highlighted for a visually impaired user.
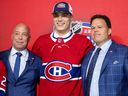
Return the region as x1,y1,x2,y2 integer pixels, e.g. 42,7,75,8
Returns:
0,49,42,96
82,41,128,96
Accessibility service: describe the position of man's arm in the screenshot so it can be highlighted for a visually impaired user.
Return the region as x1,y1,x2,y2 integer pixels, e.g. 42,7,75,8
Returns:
0,61,6,96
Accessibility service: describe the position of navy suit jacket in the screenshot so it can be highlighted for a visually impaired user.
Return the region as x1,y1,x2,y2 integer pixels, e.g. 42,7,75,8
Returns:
0,49,42,96
82,41,128,96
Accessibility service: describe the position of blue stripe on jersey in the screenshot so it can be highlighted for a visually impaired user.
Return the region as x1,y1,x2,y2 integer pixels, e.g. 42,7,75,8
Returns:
0,90,5,96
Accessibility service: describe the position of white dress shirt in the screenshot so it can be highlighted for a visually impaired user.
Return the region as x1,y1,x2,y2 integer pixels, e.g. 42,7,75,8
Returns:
86,40,112,96
9,47,29,77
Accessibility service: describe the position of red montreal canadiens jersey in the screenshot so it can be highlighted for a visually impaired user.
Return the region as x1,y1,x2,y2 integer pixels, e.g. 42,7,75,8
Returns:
0,61,6,96
32,32,93,96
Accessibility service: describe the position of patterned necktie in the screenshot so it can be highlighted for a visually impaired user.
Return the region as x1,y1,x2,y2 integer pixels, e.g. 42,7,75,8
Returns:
85,48,101,96
14,52,22,79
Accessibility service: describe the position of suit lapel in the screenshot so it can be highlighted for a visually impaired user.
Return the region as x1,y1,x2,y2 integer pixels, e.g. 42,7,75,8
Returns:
100,41,116,75
18,51,35,78
3,49,16,81
85,48,95,67
82,47,95,78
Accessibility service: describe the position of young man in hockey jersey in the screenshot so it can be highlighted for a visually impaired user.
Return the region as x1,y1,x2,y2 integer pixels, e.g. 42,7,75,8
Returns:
0,61,6,96
32,1,93,96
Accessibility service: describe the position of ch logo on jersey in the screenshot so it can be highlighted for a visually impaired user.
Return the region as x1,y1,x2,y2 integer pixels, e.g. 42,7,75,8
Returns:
44,61,72,82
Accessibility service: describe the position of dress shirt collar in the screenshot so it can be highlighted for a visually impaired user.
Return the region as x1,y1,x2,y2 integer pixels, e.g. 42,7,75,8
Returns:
95,39,112,52
10,47,28,57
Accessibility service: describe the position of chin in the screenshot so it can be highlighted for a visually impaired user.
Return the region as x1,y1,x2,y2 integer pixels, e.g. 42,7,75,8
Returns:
15,46,25,51
57,28,65,31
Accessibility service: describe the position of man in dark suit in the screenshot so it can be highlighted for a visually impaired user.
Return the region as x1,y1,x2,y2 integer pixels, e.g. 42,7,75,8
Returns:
0,23,42,96
82,14,128,96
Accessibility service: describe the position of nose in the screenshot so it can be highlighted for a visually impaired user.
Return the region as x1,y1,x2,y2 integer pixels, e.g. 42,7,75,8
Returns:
58,16,63,21
18,35,23,40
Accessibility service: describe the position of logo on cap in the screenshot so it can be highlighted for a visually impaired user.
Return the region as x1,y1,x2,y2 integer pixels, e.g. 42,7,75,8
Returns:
57,3,66,8
53,2,73,15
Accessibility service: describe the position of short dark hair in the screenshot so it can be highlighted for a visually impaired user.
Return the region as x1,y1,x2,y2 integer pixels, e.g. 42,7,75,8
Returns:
90,14,111,28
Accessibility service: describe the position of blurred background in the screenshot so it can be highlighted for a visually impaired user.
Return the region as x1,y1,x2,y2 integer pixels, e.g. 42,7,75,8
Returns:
0,0,128,51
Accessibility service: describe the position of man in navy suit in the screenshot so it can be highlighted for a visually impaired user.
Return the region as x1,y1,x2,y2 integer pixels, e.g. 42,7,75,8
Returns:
82,14,128,96
0,23,42,96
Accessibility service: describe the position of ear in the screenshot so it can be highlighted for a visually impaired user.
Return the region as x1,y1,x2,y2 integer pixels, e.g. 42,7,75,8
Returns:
70,16,73,22
28,35,31,42
108,28,112,35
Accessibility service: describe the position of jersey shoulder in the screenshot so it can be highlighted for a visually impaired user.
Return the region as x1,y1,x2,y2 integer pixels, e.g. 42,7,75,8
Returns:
34,33,51,45
37,33,51,40
73,33,91,42
0,61,5,69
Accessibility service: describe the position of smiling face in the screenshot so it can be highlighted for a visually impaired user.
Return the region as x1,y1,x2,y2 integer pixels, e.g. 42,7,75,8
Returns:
91,18,111,47
53,12,72,36
12,23,30,51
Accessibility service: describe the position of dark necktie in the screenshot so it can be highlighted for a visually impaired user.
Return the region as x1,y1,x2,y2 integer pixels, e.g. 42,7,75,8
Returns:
85,48,101,96
14,52,22,79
